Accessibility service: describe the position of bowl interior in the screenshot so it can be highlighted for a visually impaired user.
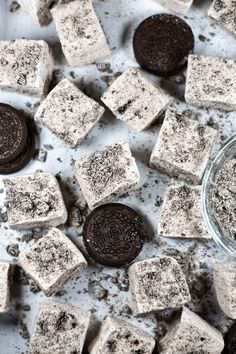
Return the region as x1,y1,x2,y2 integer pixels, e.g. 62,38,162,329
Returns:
201,135,236,257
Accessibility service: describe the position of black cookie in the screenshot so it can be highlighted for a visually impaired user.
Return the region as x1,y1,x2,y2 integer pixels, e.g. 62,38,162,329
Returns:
133,14,194,76
0,103,28,163
0,123,35,174
83,203,146,267
224,322,236,354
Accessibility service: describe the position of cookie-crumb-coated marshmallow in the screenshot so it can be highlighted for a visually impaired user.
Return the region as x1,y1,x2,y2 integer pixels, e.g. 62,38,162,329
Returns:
89,316,155,354
208,0,236,37
159,307,224,354
0,39,53,96
74,141,140,209
4,172,67,230
35,78,105,148
213,261,236,318
18,228,87,296
18,0,71,26
101,68,173,132
155,0,193,15
18,0,52,26
129,257,191,315
30,300,90,354
51,0,111,66
159,185,211,239
185,54,236,111
0,261,11,313
150,108,217,184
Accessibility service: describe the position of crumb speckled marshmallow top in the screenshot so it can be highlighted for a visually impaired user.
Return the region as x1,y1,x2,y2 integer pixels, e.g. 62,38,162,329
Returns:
4,172,67,230
35,78,105,148
155,0,193,15
18,0,71,26
101,68,173,132
213,261,236,319
208,0,236,37
0,261,11,313
18,0,53,26
18,228,87,296
51,0,111,66
90,316,156,354
30,300,91,354
185,54,236,111
0,39,53,96
159,185,211,239
129,257,191,315
150,108,217,184
159,307,224,354
74,141,140,209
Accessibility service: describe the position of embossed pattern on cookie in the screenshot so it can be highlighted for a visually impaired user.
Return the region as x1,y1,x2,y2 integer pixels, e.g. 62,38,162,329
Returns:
83,203,146,267
0,123,35,174
0,103,28,163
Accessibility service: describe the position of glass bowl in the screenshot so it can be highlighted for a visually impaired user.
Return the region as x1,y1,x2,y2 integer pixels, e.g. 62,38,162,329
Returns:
201,135,236,257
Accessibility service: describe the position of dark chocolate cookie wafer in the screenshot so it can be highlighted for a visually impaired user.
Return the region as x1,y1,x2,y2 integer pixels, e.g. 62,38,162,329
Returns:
133,14,194,76
0,103,28,163
83,203,146,267
0,123,35,174
224,322,236,354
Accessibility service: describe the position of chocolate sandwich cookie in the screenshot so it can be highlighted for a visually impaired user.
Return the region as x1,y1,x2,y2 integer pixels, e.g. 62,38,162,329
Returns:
0,103,28,163
224,322,236,354
83,203,146,267
0,123,35,175
133,14,194,76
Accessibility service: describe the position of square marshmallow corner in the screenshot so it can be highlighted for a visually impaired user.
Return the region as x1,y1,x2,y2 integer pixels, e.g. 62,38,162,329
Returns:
74,141,140,209
208,0,236,37
18,228,87,296
35,78,105,148
129,256,191,315
4,172,68,230
159,307,224,354
159,185,211,239
51,0,111,67
0,261,12,313
150,108,217,184
30,300,91,354
185,54,236,111
0,39,53,96
89,315,155,354
154,0,193,15
101,68,173,132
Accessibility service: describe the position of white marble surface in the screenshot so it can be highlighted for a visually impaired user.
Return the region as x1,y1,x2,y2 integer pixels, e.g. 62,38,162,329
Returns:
0,0,236,353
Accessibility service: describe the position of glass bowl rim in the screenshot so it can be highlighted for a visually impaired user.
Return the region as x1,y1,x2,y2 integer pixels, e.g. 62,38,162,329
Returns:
201,134,236,258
